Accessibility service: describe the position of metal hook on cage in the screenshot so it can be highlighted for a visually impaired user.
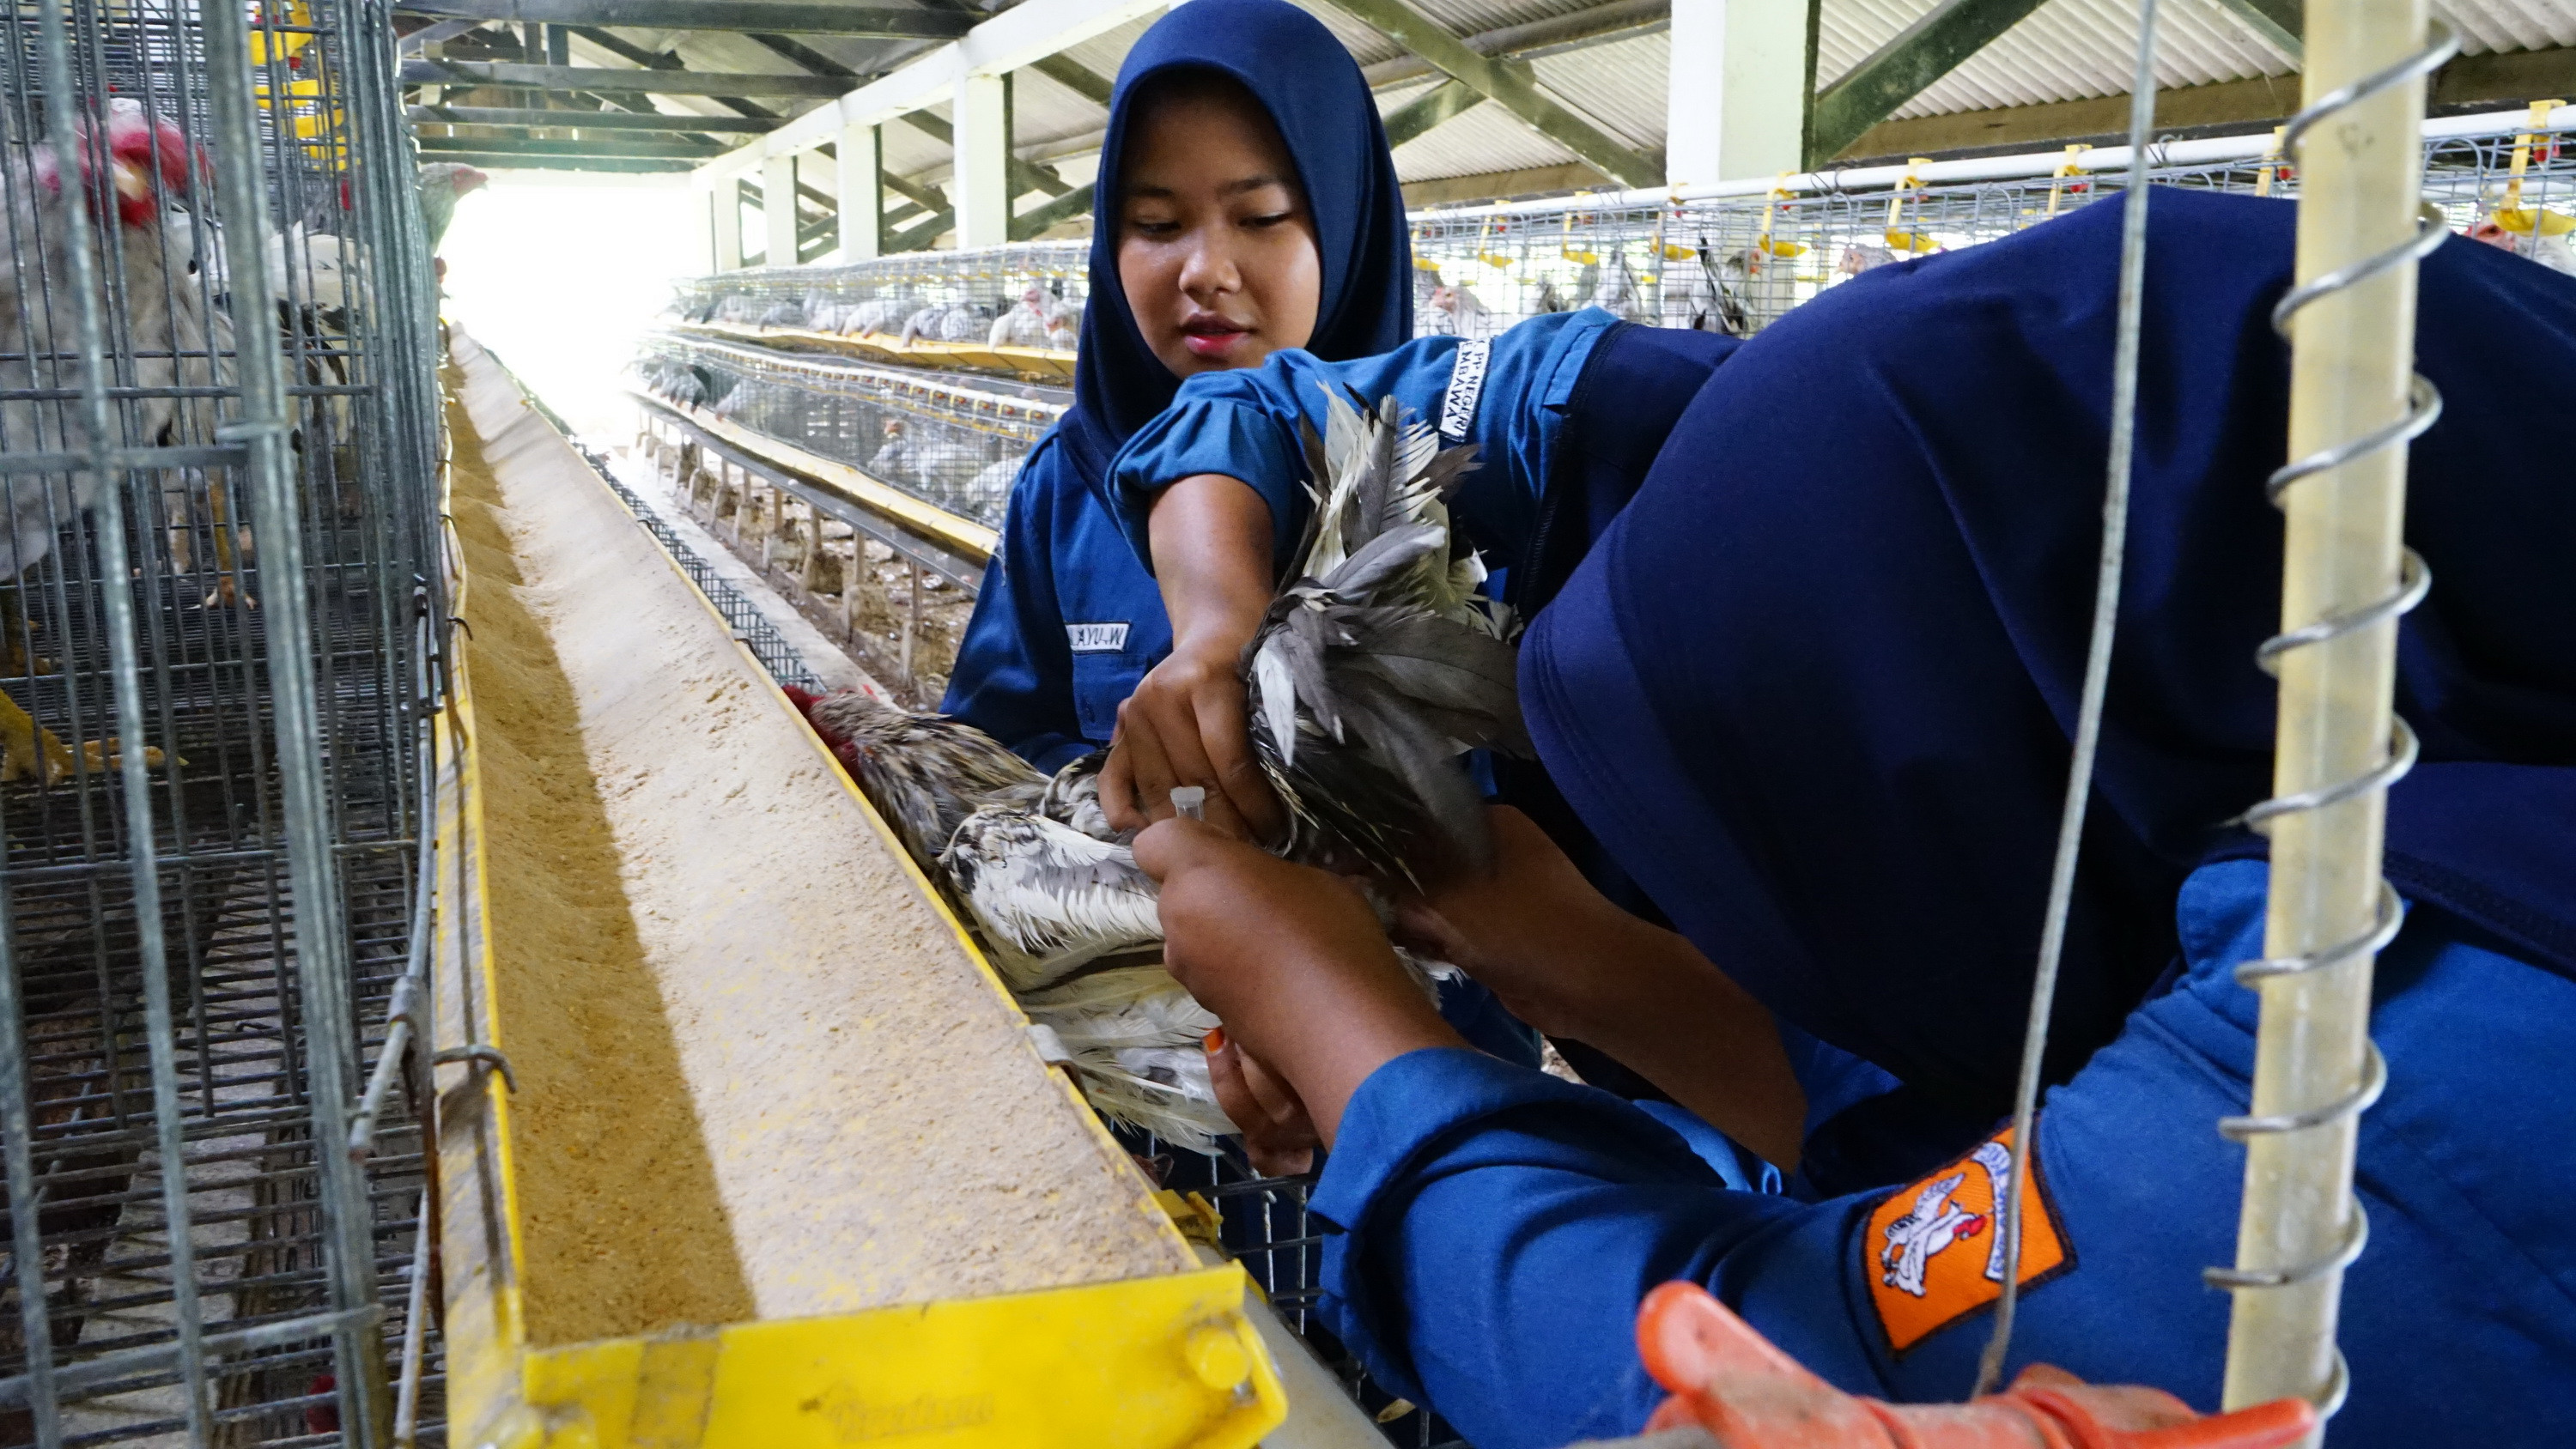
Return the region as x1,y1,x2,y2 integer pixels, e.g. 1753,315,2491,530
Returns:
2199,17,2461,1423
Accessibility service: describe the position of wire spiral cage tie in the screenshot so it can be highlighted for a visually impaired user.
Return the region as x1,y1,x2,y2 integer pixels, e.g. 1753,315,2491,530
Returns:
2203,21,2461,1416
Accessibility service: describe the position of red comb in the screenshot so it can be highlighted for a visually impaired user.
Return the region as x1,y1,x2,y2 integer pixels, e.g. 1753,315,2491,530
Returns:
98,110,198,225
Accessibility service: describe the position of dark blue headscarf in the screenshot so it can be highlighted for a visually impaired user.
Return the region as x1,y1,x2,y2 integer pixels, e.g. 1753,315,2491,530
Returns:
1053,0,1414,491
1522,190,2576,1117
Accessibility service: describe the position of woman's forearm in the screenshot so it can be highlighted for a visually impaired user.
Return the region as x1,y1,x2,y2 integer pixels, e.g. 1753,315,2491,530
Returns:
1149,473,1274,658
1552,918,1808,1172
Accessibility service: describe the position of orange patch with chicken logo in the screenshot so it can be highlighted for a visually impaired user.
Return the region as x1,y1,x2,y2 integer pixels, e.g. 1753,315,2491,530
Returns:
1864,1125,2072,1355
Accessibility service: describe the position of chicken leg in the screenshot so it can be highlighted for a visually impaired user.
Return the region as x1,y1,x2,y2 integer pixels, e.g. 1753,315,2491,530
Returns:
203,475,252,609
0,687,173,786
0,585,52,678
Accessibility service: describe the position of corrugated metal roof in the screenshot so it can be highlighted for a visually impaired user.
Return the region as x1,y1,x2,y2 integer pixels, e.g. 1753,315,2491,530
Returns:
605,0,2576,196
2445,0,2576,52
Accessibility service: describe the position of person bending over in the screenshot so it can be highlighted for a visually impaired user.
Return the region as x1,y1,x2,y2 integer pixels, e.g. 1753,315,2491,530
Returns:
1123,191,2576,1449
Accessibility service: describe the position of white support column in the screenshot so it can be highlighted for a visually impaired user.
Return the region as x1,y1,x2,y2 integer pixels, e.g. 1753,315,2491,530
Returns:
838,121,883,260
711,179,744,270
953,70,1012,247
764,152,800,267
1666,0,1809,185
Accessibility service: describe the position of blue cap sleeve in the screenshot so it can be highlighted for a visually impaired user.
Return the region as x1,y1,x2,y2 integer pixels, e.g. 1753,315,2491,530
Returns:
1106,378,1304,579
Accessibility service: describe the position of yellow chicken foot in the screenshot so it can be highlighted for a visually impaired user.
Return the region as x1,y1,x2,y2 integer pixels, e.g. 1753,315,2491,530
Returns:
0,587,55,676
78,738,176,773
204,478,255,609
0,692,75,785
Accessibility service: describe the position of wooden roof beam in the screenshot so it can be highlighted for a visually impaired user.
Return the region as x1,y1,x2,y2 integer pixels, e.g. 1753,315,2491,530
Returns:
1311,0,1659,187
2211,0,2302,62
1807,0,2050,167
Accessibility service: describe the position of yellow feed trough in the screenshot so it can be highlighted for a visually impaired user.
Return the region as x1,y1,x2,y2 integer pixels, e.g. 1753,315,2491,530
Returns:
430,330,1285,1448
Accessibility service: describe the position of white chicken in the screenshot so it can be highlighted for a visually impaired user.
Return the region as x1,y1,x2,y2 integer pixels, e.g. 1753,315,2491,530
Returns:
987,283,1054,348
1425,281,1498,338
2468,215,2576,276
0,106,200,780
839,296,908,336
1042,296,1082,349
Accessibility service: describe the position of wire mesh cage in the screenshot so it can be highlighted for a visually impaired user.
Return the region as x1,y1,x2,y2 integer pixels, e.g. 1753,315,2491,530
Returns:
1406,115,2576,340
666,239,1090,346
0,0,445,1443
635,332,1062,530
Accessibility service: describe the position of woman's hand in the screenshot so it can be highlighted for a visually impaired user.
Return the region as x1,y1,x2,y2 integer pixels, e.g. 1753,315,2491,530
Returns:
1102,641,1282,840
1103,474,1285,839
1136,816,1459,1147
1204,1028,1318,1176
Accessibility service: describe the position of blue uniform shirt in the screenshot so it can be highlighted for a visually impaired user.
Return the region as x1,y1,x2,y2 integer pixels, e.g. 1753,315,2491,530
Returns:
944,433,1170,773
1108,308,1625,581
1308,860,2576,1449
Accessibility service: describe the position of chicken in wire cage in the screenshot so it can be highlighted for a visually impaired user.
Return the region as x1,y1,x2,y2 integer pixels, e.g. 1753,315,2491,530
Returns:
0,0,447,1444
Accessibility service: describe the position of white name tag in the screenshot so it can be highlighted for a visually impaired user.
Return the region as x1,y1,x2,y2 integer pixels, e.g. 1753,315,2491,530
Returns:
1066,622,1131,653
1440,337,1492,443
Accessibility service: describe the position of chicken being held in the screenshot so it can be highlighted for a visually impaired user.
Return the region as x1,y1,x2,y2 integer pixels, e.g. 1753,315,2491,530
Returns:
0,106,198,781
1249,390,1529,882
786,395,1526,1148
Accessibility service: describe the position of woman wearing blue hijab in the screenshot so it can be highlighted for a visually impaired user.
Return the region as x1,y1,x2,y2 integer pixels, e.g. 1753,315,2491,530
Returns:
1123,191,2576,1447
940,0,1412,779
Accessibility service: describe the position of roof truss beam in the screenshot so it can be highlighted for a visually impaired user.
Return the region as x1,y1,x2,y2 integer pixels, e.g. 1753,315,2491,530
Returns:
419,132,725,158
392,0,969,38
1309,0,1659,187
410,104,781,131
402,59,848,95
428,152,698,171
1808,0,2051,166
1382,76,1480,149
710,0,1177,175
400,16,483,51
2211,0,2302,60
740,33,1077,201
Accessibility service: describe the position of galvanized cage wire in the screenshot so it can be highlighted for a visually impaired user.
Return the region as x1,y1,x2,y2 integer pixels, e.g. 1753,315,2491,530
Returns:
665,239,1089,344
635,333,1063,530
0,0,447,1443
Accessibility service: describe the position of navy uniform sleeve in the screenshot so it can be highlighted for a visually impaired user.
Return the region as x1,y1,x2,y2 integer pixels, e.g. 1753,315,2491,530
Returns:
1106,308,1621,579
940,439,1095,773
1309,860,2576,1449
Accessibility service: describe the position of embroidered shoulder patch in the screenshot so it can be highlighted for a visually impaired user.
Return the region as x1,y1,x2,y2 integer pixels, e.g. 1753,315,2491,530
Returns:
1864,1125,2072,1355
1065,622,1131,654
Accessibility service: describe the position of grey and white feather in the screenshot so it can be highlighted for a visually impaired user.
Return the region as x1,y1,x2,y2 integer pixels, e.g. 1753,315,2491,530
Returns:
940,806,1162,991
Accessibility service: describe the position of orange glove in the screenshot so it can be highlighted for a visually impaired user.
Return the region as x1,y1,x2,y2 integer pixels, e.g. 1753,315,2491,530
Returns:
1622,1281,2316,1449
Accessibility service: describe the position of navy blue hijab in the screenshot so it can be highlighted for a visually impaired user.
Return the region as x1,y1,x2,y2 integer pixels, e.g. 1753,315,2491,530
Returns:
1522,190,2576,1118
1054,0,1414,489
